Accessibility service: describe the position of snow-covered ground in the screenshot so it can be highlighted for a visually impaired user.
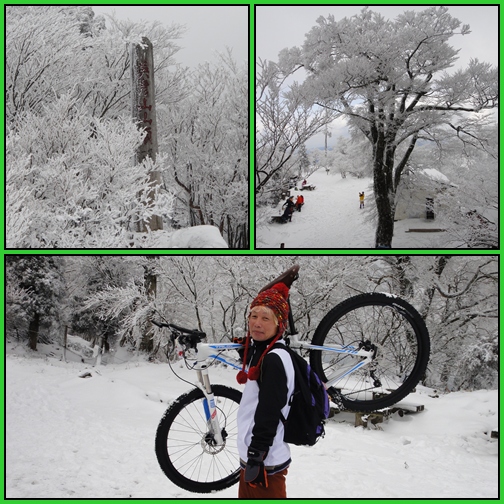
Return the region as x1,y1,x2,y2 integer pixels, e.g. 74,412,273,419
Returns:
256,170,458,249
6,339,498,499
130,225,229,249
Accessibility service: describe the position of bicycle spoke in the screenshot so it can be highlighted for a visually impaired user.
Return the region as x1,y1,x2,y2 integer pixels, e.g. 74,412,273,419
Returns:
156,387,241,491
311,294,429,411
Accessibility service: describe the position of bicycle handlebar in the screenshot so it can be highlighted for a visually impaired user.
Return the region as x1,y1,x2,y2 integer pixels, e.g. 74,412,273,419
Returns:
152,265,301,352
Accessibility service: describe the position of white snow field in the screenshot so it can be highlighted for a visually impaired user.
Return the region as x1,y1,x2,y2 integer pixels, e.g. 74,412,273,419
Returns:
256,170,461,250
6,340,498,499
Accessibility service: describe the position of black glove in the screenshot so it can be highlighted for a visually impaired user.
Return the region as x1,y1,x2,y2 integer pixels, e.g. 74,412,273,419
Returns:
244,447,268,488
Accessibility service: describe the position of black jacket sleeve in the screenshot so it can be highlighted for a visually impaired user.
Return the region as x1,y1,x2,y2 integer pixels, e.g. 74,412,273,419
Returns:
250,352,288,452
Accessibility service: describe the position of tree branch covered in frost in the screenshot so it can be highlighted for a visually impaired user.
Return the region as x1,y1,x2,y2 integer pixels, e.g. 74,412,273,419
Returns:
81,280,157,349
159,50,248,247
433,260,496,299
255,58,337,197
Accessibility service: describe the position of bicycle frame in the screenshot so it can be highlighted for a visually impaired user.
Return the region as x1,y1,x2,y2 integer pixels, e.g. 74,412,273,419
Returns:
183,336,375,398
157,300,376,453
287,335,375,387
178,336,374,448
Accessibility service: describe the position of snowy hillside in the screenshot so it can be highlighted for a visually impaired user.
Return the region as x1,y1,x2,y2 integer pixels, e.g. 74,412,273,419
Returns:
256,170,470,249
6,341,498,499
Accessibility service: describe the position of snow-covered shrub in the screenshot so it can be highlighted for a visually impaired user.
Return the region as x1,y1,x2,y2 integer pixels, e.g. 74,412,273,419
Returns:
6,96,174,248
5,256,66,349
452,338,499,390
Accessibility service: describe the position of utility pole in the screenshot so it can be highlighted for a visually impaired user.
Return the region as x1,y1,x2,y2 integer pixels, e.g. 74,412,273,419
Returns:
131,37,163,232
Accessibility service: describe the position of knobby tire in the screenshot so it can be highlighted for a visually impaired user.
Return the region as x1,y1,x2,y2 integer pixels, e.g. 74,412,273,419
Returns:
155,384,242,493
310,293,430,412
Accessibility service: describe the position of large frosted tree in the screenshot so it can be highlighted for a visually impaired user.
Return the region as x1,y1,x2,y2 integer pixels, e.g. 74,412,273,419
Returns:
278,6,497,247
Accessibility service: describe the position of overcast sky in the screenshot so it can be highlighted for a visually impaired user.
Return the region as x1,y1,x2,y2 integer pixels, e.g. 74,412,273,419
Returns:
93,5,248,68
257,5,497,67
256,5,498,148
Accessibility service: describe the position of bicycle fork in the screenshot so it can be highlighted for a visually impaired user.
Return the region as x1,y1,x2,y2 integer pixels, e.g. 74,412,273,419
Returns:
196,367,225,446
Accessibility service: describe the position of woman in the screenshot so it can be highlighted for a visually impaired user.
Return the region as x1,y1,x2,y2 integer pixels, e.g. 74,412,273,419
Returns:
236,282,295,498
281,196,295,223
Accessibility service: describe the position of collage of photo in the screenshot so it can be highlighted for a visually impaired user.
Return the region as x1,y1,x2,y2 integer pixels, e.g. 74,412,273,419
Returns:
4,3,499,501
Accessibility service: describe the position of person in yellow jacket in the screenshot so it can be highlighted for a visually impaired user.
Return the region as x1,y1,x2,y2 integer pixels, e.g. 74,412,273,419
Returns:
359,192,365,209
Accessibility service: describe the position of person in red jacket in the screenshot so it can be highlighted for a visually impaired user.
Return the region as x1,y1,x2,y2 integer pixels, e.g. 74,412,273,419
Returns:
295,194,304,212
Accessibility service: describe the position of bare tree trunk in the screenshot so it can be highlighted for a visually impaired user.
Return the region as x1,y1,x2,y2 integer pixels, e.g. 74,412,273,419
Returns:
28,312,40,351
141,256,158,353
373,144,395,248
63,325,68,362
131,37,163,232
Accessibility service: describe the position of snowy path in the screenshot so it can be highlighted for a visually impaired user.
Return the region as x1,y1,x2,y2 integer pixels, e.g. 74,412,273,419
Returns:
256,169,456,249
6,348,498,499
257,171,375,249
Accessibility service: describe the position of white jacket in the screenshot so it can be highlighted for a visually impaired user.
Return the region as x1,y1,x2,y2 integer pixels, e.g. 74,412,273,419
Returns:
237,343,295,471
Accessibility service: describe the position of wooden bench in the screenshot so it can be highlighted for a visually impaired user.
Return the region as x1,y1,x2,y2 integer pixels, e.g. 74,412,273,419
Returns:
355,403,424,428
406,228,446,233
329,401,425,429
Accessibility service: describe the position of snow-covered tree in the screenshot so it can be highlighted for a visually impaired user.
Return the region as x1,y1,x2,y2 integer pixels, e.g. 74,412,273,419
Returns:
296,143,311,178
6,6,185,127
255,58,336,200
328,135,373,179
367,255,498,389
66,256,138,348
429,129,497,248
7,6,246,248
422,256,498,390
74,256,163,353
5,256,66,349
6,6,88,126
159,52,249,248
6,97,174,248
277,6,498,247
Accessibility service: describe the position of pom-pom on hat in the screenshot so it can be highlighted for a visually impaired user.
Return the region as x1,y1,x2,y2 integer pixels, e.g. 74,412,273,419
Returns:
236,282,290,384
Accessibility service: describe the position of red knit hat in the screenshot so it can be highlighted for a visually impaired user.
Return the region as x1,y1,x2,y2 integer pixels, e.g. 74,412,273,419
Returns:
236,282,290,384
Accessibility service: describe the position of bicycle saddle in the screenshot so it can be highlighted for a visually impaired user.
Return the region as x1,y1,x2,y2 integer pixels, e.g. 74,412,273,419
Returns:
259,264,300,293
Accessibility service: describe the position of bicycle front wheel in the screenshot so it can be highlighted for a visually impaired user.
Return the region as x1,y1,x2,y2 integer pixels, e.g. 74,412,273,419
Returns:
310,293,430,412
155,384,242,493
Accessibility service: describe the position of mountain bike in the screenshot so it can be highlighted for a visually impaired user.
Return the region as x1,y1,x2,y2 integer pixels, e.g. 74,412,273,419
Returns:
152,264,430,493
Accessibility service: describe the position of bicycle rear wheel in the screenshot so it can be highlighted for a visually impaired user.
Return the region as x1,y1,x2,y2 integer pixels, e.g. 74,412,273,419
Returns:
155,384,242,493
310,293,430,412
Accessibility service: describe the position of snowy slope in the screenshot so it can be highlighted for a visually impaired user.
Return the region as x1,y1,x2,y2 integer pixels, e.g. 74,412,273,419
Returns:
256,170,456,249
6,343,498,499
257,172,375,249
